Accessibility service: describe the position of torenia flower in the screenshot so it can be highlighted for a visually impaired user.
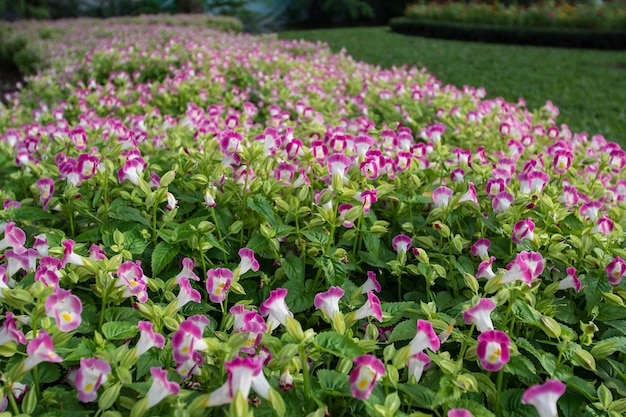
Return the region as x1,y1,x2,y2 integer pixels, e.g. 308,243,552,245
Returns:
355,189,378,213
238,248,259,275
0,312,26,345
407,351,430,383
89,244,106,261
61,240,85,267
0,222,26,251
33,233,48,256
606,256,626,285
176,351,204,379
361,271,381,294
471,238,491,260
260,288,293,332
432,186,453,208
409,319,440,355
208,356,271,406
501,254,533,285
492,191,514,213
206,268,233,303
521,379,566,417
579,201,602,222
392,234,412,254
145,367,180,408
314,286,344,319
75,358,111,402
23,330,63,372
463,298,496,333
349,291,383,322
558,267,581,292
117,156,146,185
448,410,473,417
338,204,355,228
36,178,54,210
172,318,209,364
476,256,496,280
115,260,148,302
476,330,510,371
349,355,385,400
459,182,478,205
136,321,165,356
592,214,614,235
172,258,198,283
552,150,572,175
512,217,535,244
45,288,83,332
177,277,201,308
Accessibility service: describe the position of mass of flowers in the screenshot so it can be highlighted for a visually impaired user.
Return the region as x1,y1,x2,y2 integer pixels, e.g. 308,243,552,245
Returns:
0,14,625,417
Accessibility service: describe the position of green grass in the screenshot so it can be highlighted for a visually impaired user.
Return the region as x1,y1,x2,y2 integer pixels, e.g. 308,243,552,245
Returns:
279,27,626,146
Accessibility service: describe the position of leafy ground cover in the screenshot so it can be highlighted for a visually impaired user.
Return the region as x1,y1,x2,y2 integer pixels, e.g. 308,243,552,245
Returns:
0,15,626,417
279,27,626,148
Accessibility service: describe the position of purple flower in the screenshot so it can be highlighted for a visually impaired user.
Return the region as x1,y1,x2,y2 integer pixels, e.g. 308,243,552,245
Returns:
238,248,259,275
75,358,111,402
177,277,201,308
45,288,83,332
492,191,514,213
23,330,63,372
409,319,440,355
33,233,48,256
471,238,491,260
0,222,26,251
432,186,453,208
448,409,473,417
36,178,55,210
512,217,535,244
115,260,148,302
260,288,293,332
206,268,233,303
208,356,271,406
476,330,510,372
314,286,345,319
136,321,165,356
463,298,496,333
476,256,496,280
552,150,572,175
349,355,385,400
352,291,383,322
145,367,180,408
606,256,626,285
407,352,430,383
361,271,381,294
175,257,200,282
0,312,26,346
61,240,85,267
522,379,566,417
502,253,533,285
392,234,412,254
592,214,614,235
558,267,581,292
459,182,478,205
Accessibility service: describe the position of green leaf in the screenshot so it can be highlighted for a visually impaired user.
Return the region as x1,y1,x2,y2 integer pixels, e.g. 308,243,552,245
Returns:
516,337,557,375
302,231,329,246
559,391,587,417
505,355,541,384
74,227,102,243
151,241,180,276
584,273,612,315
432,375,461,409
109,206,150,227
37,362,61,384
606,320,626,335
359,250,388,268
123,228,149,255
317,369,351,397
12,206,58,221
449,399,496,417
284,258,314,314
60,339,96,362
500,389,528,417
397,383,435,409
512,300,541,324
314,332,363,360
101,321,138,340
388,319,417,343
104,307,141,324
247,194,280,226
282,255,304,282
381,302,419,325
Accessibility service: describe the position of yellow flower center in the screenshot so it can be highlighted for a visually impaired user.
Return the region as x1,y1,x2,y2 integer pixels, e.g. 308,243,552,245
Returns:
358,378,369,390
85,383,93,392
62,312,72,322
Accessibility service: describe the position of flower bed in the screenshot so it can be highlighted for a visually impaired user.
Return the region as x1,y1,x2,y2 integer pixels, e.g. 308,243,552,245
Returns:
1,16,626,417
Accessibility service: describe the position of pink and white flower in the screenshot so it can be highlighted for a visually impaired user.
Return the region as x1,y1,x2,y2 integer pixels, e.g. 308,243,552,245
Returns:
145,367,180,408
407,351,430,383
0,312,26,346
75,358,111,402
61,240,85,267
476,330,510,371
463,298,496,333
409,319,441,355
392,234,412,254
238,248,259,275
206,268,233,303
512,217,535,244
207,356,271,406
45,288,83,332
352,291,383,322
260,288,293,332
136,321,165,356
361,271,381,294
115,260,148,302
177,277,201,308
0,222,26,251
349,354,385,400
23,330,63,372
314,286,344,319
606,256,626,285
521,379,566,417
476,256,497,280
175,257,200,282
558,267,581,292
432,186,453,208
471,238,491,260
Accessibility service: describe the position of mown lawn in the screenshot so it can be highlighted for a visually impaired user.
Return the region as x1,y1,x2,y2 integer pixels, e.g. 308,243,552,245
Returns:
279,26,626,146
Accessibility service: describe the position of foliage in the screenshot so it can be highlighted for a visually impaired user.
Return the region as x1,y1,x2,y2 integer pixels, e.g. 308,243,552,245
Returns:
405,1,626,30
1,15,626,417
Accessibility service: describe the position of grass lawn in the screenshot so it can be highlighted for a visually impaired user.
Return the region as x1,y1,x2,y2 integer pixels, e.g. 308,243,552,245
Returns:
279,27,626,146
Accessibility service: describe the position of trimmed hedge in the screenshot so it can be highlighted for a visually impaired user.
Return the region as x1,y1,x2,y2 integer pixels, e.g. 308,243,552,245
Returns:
390,17,626,50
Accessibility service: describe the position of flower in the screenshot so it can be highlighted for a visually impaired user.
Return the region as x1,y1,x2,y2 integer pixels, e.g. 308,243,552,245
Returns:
512,217,535,244
459,182,478,205
89,244,106,261
409,319,440,355
432,186,453,208
448,410,473,417
177,277,201,308
117,155,146,185
32,233,48,256
239,311,268,354
521,379,566,417
501,253,533,285
492,191,514,213
145,367,180,408
75,358,111,402
175,257,199,282
407,351,430,383
361,271,381,294
463,298,496,333
314,286,344,319
36,178,54,210
115,260,148,302
206,268,233,303
260,288,293,332
23,330,63,372
0,222,26,251
338,204,355,228
392,234,412,254
355,189,378,213
351,291,383,322
476,330,510,371
176,351,204,379
605,256,626,285
0,312,26,346
171,318,209,364
349,354,385,400
552,150,572,175
238,248,259,275
476,256,496,280
61,240,85,267
136,321,165,356
558,267,581,292
208,356,271,406
471,238,491,260
592,214,614,235
44,288,83,332
327,153,352,184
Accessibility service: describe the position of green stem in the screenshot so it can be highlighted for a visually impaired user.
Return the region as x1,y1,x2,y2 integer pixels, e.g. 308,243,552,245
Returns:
351,214,364,260
495,370,505,415
211,207,228,264
68,199,75,238
219,296,229,332
456,323,475,371
449,242,458,298
299,346,310,409
152,203,158,246
7,387,19,415
30,317,41,400
239,169,250,247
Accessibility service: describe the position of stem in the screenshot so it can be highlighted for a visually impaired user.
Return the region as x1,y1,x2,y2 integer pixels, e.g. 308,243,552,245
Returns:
449,241,458,298
7,387,19,415
30,317,41,400
151,203,158,246
299,346,310,409
68,199,75,238
239,169,250,247
211,207,228,264
219,295,229,332
351,214,364,260
456,323,475,371
495,370,505,415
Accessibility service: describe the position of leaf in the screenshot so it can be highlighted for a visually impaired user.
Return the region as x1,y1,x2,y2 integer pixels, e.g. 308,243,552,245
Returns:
606,320,626,335
449,399,496,417
512,300,541,324
104,307,141,324
559,391,587,417
247,194,280,226
500,389,528,417
381,301,419,325
316,369,351,397
12,206,58,221
516,337,557,375
74,227,102,243
136,348,165,380
359,250,388,268
284,258,314,314
123,228,149,255
505,355,541,384
302,231,329,246
597,305,626,321
584,273,612,315
283,255,304,282
109,205,150,227
38,362,61,384
314,332,363,360
388,319,417,343
151,241,180,276
432,375,461,409
59,339,96,362
101,321,138,340
563,375,597,400
397,383,435,409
